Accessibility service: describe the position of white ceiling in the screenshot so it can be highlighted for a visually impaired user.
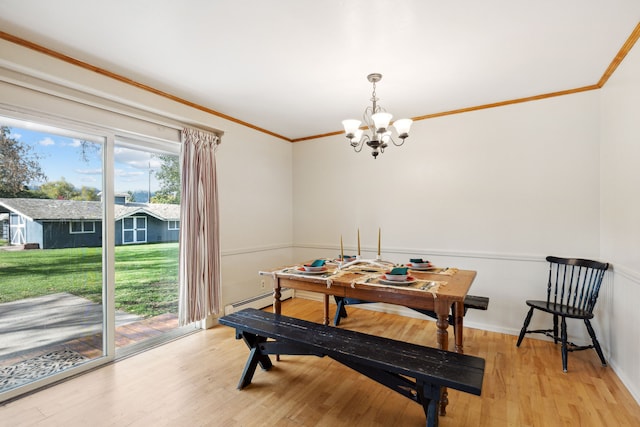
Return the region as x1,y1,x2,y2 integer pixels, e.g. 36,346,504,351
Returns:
1,1,639,141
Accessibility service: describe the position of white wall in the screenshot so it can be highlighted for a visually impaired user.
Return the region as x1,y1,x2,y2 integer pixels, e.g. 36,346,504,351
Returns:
293,93,601,257
216,121,293,304
600,40,640,403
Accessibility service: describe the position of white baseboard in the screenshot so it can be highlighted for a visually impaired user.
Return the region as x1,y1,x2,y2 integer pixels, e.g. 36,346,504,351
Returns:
224,289,293,315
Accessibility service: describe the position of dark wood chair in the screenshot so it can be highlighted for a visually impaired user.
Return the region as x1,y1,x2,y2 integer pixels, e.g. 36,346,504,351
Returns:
516,256,609,372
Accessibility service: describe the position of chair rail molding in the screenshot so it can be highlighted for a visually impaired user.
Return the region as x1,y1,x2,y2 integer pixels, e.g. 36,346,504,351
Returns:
221,243,291,257
611,263,640,286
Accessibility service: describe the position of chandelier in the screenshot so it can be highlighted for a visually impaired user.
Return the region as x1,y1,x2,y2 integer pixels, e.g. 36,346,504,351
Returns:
342,73,413,159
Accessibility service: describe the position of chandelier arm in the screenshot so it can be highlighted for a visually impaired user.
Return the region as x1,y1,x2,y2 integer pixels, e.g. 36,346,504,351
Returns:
352,141,365,153
389,135,407,147
351,134,370,153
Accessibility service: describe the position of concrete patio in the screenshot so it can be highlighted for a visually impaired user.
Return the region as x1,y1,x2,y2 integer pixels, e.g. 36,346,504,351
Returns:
0,292,141,358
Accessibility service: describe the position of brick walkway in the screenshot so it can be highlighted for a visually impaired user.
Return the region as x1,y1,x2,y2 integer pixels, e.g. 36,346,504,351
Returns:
0,313,179,366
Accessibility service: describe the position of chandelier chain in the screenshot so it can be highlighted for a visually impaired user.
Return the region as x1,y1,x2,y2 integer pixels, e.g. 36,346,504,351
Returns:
370,80,379,112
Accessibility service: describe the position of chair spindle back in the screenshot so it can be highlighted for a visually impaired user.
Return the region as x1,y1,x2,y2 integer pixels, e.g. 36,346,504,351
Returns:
545,256,609,314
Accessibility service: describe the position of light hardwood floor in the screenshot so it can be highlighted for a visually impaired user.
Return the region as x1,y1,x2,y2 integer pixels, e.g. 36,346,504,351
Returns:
1,298,639,426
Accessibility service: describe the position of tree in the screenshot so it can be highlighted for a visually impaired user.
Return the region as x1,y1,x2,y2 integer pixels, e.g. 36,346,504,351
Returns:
73,186,100,201
151,154,180,204
38,178,77,200
36,179,99,201
0,126,47,197
78,140,100,163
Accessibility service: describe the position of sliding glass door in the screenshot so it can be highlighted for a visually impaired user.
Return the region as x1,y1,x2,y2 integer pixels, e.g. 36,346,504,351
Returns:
0,119,107,398
0,117,186,400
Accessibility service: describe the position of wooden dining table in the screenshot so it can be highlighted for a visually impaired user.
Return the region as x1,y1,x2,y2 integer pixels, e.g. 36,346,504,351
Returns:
261,260,478,416
262,261,477,354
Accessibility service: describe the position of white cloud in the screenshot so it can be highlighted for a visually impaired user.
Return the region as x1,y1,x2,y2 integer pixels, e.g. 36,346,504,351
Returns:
75,168,102,175
115,168,145,178
114,147,163,169
39,137,55,146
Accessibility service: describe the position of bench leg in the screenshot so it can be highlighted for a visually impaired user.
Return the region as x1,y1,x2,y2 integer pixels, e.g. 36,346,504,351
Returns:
322,294,330,325
335,356,443,427
418,381,441,427
237,331,273,389
238,346,264,389
334,297,347,326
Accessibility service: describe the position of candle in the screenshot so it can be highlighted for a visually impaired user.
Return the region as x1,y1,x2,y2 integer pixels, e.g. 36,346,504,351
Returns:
357,228,361,256
340,235,344,261
378,227,381,256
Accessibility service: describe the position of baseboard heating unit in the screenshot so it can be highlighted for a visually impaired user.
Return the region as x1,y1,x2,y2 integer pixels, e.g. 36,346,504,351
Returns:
224,288,293,315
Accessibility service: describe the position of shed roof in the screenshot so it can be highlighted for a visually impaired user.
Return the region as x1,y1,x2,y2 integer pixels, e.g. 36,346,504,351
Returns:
0,198,180,222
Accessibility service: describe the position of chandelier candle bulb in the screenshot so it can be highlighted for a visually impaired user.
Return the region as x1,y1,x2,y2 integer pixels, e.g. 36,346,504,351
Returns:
342,120,361,139
351,129,363,145
393,119,413,138
381,131,391,144
372,112,392,132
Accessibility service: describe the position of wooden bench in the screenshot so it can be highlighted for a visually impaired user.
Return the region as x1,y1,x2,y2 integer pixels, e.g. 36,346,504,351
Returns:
219,308,485,427
334,294,490,327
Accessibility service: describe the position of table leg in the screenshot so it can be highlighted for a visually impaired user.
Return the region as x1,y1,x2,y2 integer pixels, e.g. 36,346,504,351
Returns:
273,278,282,316
273,278,282,361
434,299,450,351
322,294,329,325
453,300,464,354
434,299,450,416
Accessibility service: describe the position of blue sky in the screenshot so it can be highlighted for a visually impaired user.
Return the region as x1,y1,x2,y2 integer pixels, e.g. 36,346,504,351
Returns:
7,126,164,195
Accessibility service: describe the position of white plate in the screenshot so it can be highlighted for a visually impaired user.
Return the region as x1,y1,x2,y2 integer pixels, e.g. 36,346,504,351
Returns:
294,268,328,275
407,264,437,271
378,276,417,286
383,274,407,282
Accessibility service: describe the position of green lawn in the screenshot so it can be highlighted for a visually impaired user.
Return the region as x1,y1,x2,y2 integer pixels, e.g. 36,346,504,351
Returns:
0,243,179,317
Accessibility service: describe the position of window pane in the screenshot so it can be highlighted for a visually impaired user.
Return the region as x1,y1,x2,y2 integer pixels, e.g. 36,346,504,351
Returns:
0,121,105,397
123,217,133,229
113,143,182,355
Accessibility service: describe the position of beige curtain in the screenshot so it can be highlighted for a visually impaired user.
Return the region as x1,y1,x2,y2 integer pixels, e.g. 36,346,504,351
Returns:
178,127,221,326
